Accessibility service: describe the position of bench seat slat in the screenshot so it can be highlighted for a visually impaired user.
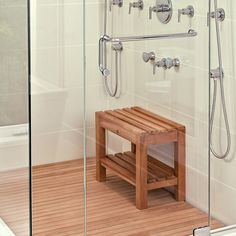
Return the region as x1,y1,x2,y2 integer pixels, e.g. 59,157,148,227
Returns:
132,107,184,130
123,108,175,130
116,109,167,132
105,110,155,133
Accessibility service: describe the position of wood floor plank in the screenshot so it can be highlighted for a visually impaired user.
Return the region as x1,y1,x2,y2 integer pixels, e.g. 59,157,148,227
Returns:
0,158,223,236
32,158,223,236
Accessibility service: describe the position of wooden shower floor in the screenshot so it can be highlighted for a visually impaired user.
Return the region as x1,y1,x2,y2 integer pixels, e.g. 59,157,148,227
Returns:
0,158,222,236
32,158,222,236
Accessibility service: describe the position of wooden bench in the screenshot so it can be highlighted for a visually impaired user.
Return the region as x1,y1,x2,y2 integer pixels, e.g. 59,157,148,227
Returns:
95,107,185,209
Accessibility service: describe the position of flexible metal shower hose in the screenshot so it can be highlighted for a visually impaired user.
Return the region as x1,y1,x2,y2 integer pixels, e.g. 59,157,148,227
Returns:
104,50,121,98
103,0,121,98
210,0,231,159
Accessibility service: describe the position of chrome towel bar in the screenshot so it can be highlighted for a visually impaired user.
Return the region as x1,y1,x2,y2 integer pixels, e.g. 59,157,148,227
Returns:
104,29,197,43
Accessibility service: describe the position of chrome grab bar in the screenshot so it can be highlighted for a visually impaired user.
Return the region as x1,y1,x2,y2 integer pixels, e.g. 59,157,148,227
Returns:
98,35,111,76
99,29,197,75
99,37,105,74
107,29,197,43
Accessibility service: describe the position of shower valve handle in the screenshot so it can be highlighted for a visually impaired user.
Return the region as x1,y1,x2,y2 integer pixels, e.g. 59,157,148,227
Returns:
129,0,144,14
153,58,180,74
153,62,159,75
207,8,225,26
149,6,159,20
153,59,166,74
109,0,123,11
178,5,194,23
165,58,180,69
142,51,155,63
149,4,171,20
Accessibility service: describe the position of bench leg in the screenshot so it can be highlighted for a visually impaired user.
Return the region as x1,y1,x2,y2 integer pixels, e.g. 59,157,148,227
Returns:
174,129,186,201
131,143,136,154
136,140,148,209
96,114,106,182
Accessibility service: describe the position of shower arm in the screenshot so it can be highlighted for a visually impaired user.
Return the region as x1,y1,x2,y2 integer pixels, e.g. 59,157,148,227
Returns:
99,29,197,75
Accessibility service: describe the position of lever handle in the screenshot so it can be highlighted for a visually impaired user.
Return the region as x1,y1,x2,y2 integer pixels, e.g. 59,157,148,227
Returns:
109,0,123,12
153,58,180,74
178,5,194,23
149,6,153,20
153,63,157,75
178,9,182,23
153,59,166,74
173,58,180,68
109,0,112,11
129,1,144,14
129,3,132,14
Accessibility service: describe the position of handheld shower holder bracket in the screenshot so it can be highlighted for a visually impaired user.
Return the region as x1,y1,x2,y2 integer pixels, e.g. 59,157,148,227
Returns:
211,8,225,22
112,42,123,51
207,8,225,26
210,67,224,80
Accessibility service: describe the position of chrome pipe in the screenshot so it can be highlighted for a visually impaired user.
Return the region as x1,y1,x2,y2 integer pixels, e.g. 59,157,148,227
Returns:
106,29,197,43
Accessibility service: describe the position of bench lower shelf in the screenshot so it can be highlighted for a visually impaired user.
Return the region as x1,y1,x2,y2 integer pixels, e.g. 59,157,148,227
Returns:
100,151,178,191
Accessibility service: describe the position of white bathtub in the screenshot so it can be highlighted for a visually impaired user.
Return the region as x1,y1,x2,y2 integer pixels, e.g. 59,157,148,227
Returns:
0,78,68,170
0,124,29,171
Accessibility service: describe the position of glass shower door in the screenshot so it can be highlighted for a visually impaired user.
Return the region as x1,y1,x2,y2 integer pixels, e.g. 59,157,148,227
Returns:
209,0,236,234
0,0,31,235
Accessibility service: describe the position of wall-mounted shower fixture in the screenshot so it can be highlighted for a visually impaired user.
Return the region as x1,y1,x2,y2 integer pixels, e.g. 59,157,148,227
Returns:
109,0,123,11
153,57,180,74
149,0,172,24
99,30,196,89
142,52,155,62
207,8,225,26
99,29,195,77
209,0,230,159
129,0,144,14
178,5,194,23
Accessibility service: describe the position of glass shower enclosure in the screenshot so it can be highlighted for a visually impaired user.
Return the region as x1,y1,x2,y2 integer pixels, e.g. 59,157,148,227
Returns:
0,0,31,235
209,0,236,234
1,0,236,235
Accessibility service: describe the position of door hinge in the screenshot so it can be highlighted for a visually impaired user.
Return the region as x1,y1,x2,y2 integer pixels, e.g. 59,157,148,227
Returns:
193,226,211,236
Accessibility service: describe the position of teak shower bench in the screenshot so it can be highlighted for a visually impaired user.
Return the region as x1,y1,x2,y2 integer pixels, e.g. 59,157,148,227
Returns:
96,107,185,209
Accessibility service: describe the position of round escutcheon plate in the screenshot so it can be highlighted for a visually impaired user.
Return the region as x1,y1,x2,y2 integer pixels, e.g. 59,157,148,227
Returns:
156,0,173,24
